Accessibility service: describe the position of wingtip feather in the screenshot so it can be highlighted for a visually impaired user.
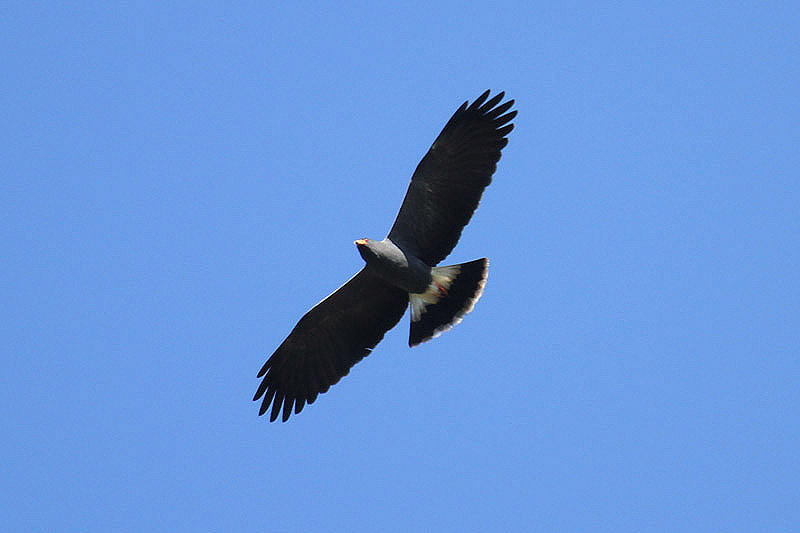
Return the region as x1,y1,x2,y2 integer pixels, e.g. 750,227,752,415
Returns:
471,89,491,110
482,91,505,111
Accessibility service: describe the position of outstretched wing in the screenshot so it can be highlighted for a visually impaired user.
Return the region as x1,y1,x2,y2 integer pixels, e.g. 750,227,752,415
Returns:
387,90,517,266
254,268,408,422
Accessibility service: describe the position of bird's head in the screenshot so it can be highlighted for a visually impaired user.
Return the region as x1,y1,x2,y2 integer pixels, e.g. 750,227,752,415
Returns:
354,238,378,263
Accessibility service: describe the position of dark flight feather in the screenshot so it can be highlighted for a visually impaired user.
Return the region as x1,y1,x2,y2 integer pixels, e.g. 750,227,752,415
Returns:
388,90,517,265
254,269,407,422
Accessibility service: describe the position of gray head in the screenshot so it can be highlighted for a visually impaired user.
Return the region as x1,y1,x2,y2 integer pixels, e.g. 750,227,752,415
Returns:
354,237,380,263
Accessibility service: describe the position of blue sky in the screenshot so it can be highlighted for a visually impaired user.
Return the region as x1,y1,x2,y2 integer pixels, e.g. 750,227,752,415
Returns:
3,2,798,531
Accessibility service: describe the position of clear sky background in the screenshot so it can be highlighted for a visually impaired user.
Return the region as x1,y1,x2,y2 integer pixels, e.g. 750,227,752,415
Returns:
3,2,798,531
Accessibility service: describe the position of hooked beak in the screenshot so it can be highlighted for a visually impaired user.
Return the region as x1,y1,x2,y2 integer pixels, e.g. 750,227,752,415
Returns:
354,238,369,246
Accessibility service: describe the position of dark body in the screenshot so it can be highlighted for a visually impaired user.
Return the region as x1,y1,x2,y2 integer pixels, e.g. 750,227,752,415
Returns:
356,238,432,294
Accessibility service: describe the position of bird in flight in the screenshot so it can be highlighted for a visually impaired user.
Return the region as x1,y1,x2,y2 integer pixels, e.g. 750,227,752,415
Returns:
254,90,517,421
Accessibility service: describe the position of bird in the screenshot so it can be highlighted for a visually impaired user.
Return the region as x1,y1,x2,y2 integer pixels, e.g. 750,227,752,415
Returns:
254,90,516,422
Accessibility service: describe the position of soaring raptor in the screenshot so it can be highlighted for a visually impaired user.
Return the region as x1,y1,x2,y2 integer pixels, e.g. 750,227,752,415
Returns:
255,90,517,421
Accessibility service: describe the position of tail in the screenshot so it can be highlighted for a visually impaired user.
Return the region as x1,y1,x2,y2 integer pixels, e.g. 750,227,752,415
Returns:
408,258,489,347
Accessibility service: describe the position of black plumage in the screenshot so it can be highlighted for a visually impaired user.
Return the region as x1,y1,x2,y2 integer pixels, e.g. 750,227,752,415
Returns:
389,91,516,265
254,270,407,422
255,90,516,421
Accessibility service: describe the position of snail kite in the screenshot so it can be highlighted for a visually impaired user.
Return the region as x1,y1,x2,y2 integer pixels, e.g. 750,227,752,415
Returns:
254,90,516,421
